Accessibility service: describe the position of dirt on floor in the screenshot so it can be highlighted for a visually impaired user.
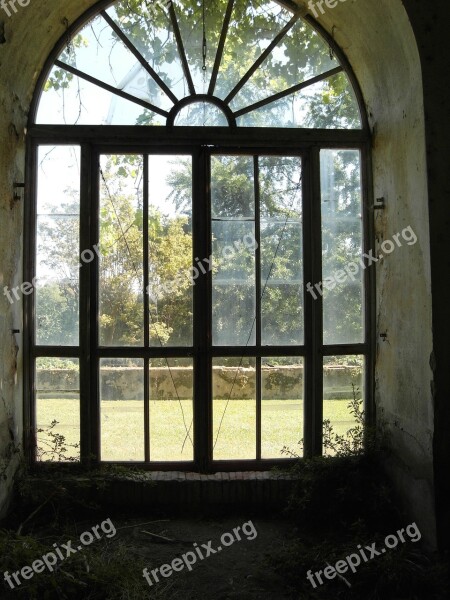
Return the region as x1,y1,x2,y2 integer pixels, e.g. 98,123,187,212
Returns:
103,515,298,599
0,511,301,600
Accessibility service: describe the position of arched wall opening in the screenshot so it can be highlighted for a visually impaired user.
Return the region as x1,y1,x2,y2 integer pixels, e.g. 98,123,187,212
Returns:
0,0,435,546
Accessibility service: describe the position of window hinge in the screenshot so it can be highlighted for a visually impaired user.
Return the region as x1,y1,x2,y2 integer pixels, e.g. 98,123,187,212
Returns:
374,197,385,210
14,183,25,202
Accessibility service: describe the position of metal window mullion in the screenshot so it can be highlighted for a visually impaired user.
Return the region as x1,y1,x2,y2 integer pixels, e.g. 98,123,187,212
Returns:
144,155,150,463
311,147,324,456
224,13,300,104
79,144,93,466
144,361,149,465
24,140,38,464
208,0,235,95
193,148,210,471
91,150,101,462
29,127,369,147
361,144,376,431
322,344,368,356
168,2,196,95
210,346,306,357
101,11,178,105
254,156,262,460
97,347,194,358
33,347,81,357
302,151,313,458
54,61,169,118
303,148,324,457
234,66,343,119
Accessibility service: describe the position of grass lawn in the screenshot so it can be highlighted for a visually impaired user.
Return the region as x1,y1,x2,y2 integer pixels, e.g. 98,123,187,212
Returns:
36,399,358,462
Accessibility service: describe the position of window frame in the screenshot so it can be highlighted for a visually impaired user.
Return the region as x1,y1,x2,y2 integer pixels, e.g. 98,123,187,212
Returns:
24,0,374,471
29,0,368,131
24,129,374,470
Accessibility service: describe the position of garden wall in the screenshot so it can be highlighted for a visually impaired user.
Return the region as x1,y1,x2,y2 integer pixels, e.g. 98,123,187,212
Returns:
36,366,363,400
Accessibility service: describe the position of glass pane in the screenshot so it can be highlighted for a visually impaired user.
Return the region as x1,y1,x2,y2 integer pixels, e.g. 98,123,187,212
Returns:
230,17,336,112
215,0,293,100
323,355,364,456
212,156,256,346
259,156,303,345
56,15,172,115
261,357,303,459
36,358,80,462
237,72,361,129
320,149,364,344
105,1,190,101
36,0,363,130
36,146,80,346
100,358,145,461
175,0,224,94
148,155,193,347
37,65,166,126
211,155,255,219
212,220,257,346
213,357,256,460
149,358,193,462
99,155,144,347
174,102,228,126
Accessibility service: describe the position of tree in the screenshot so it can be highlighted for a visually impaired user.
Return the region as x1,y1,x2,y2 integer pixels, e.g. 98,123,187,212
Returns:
36,196,80,346
40,0,363,349
37,155,193,348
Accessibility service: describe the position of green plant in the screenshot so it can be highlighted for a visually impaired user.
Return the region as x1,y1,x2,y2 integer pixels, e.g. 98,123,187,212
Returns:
36,420,80,462
323,384,366,457
281,383,372,460
268,388,448,600
278,381,393,533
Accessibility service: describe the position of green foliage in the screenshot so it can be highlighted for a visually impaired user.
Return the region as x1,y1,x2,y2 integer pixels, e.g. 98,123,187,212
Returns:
38,2,364,345
148,210,193,346
36,358,79,371
268,389,447,600
45,34,88,92
279,382,387,532
35,196,80,345
36,154,193,348
42,0,361,128
282,383,370,461
36,420,80,463
36,283,78,346
322,384,367,457
98,156,145,346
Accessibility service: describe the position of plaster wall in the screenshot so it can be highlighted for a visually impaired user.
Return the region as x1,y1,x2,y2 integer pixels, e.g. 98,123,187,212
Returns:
299,0,435,545
0,0,439,548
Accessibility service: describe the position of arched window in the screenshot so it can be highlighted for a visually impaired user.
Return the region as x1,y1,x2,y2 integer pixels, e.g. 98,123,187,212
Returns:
26,0,373,469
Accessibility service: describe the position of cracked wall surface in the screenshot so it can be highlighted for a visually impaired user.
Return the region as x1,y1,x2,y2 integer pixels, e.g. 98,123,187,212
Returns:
0,0,448,548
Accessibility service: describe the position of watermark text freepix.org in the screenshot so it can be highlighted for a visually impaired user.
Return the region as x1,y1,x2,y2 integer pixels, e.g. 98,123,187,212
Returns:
146,232,258,302
3,244,102,305
306,522,421,588
307,0,353,20
1,0,31,18
3,518,116,590
143,520,258,587
306,225,417,300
